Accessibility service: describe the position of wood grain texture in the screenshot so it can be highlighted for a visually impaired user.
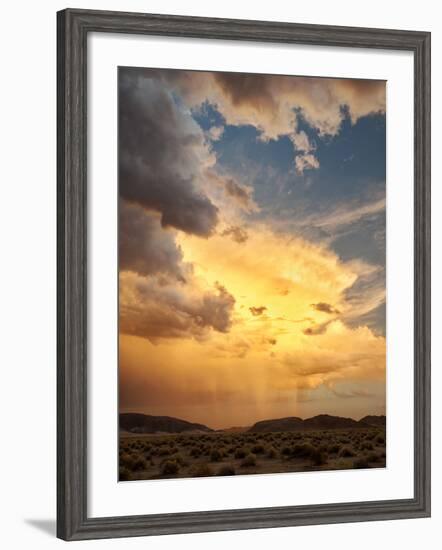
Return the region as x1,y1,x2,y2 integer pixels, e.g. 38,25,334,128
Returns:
56,8,431,541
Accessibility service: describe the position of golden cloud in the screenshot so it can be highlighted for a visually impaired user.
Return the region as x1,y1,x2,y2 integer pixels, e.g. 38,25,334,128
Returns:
153,69,385,172
118,68,386,427
120,224,386,426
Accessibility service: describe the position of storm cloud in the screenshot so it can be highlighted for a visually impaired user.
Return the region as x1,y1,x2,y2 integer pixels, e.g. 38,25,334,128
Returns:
119,200,188,281
211,72,385,138
150,69,385,172
117,67,386,426
120,272,235,342
119,69,219,236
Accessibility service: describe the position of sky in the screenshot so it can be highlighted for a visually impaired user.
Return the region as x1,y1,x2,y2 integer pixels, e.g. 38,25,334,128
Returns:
118,67,386,429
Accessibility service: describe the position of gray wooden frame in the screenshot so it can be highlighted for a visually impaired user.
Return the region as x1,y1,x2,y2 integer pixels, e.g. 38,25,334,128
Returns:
57,8,431,541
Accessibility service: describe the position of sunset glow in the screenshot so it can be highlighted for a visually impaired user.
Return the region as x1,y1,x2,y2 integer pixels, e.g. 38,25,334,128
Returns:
118,67,386,429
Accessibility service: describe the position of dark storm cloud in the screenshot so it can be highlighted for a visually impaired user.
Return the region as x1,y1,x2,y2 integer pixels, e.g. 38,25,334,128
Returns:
213,72,277,111
311,302,340,315
124,68,385,180
119,200,188,281
209,71,386,138
119,70,218,237
120,273,236,342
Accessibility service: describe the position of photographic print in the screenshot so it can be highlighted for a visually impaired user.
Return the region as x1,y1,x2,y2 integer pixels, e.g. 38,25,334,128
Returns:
118,66,387,482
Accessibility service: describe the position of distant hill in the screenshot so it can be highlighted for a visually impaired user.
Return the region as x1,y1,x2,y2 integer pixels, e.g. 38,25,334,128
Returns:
359,415,386,428
248,417,304,433
120,413,213,434
248,414,382,433
120,412,386,434
303,414,363,430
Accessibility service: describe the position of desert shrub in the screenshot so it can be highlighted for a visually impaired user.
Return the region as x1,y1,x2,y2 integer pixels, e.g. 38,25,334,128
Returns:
281,445,292,456
190,447,201,458
266,446,278,459
353,457,369,469
150,446,160,456
234,447,247,459
310,448,327,466
375,433,385,445
367,451,381,463
158,446,171,457
189,463,214,477
132,455,147,471
160,460,180,476
283,443,326,465
290,443,315,459
339,446,356,458
120,452,136,470
210,448,222,462
250,443,264,454
328,443,341,454
170,453,187,466
361,441,374,451
218,446,227,457
241,453,257,467
217,465,236,476
119,466,130,481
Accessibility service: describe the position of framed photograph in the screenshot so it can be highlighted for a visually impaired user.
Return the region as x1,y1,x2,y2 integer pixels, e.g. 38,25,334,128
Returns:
57,8,431,540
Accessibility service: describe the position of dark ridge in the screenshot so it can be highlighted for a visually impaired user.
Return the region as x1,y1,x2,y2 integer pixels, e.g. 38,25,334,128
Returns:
120,412,386,434
120,413,213,434
303,414,364,430
248,414,384,433
248,416,304,433
359,415,386,428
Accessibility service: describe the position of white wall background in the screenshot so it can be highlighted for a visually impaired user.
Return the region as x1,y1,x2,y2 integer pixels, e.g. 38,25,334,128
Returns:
0,1,439,548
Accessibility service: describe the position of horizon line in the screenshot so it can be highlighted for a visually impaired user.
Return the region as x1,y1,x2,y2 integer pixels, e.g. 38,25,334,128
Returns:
119,411,386,431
